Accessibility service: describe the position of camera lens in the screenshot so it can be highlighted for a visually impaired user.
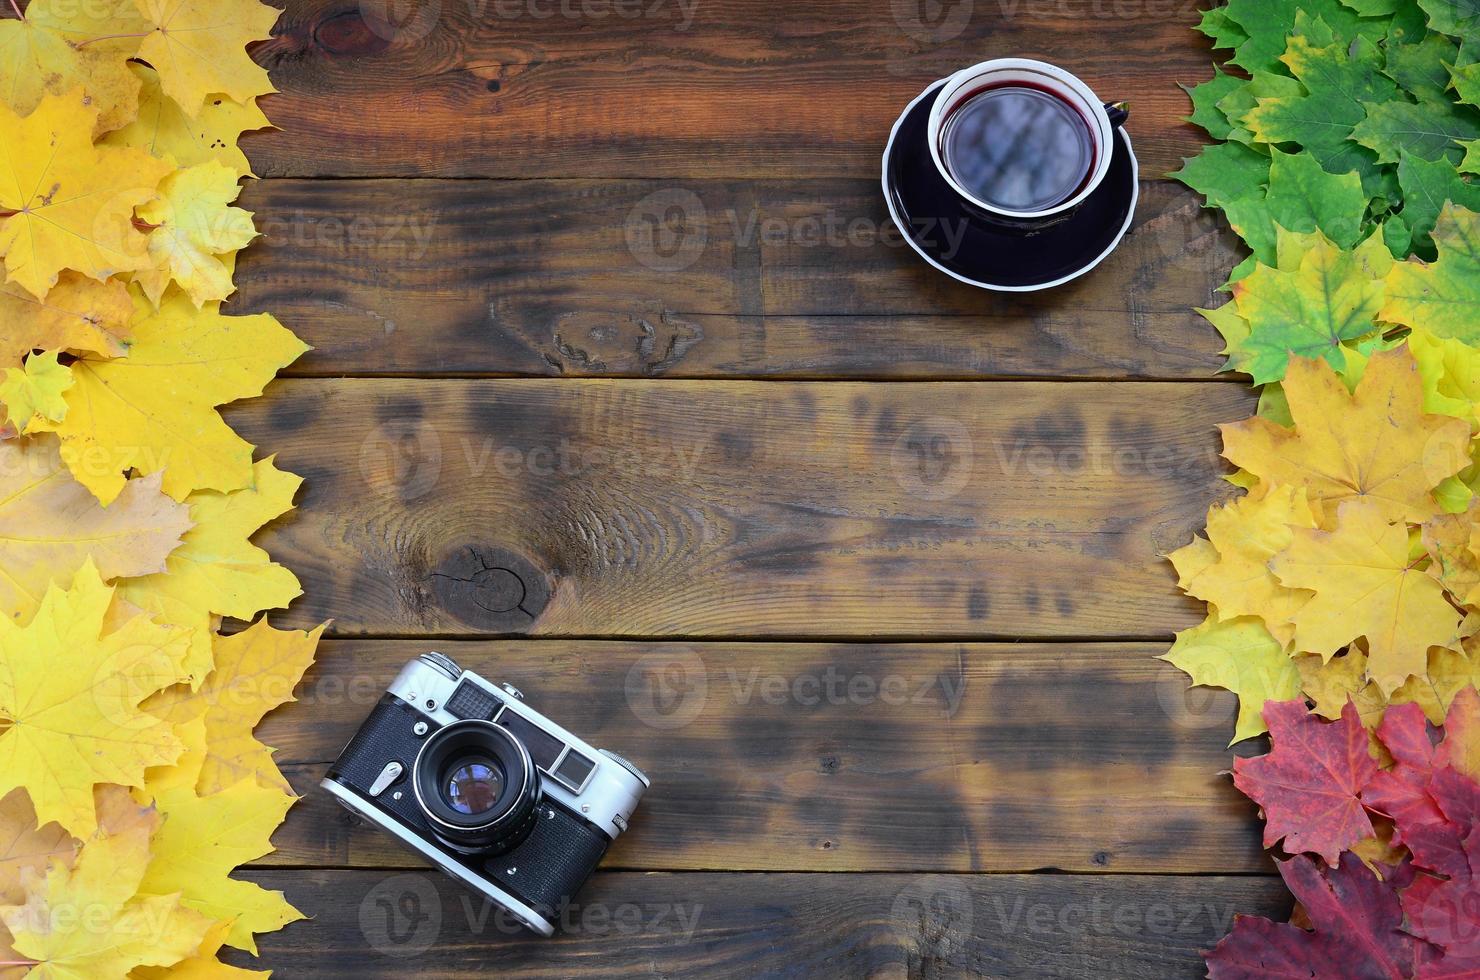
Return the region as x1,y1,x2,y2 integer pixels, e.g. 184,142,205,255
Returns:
412,720,540,854
442,756,505,815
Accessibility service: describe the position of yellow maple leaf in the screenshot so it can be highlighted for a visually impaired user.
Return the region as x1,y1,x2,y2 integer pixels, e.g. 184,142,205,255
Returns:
32,290,309,504
147,619,322,796
1169,485,1318,649
136,162,258,307
0,804,210,979
0,562,191,837
0,17,82,117
0,91,171,299
134,0,281,117
0,436,191,625
0,351,71,432
1396,644,1480,725
1162,614,1302,744
104,64,272,179
1273,500,1461,695
133,920,269,980
1407,327,1480,430
1221,347,1473,528
119,458,304,688
138,777,303,954
0,791,73,913
0,273,133,366
1297,648,1382,724
1299,643,1480,729
1423,499,1480,608
21,0,151,136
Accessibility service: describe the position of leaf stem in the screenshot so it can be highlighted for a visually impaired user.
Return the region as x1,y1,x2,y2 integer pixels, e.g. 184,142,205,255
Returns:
6,0,21,22
75,30,151,48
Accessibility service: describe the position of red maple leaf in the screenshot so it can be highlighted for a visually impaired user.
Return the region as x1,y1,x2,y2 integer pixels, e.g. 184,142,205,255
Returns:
1404,829,1480,966
1234,700,1379,865
1205,852,1438,979
1365,703,1449,858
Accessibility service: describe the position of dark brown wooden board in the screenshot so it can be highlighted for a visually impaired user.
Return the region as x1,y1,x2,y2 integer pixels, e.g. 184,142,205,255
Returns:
235,178,1237,379
241,869,1288,978
250,0,1213,180
257,639,1267,874
224,2,1272,975
227,378,1250,639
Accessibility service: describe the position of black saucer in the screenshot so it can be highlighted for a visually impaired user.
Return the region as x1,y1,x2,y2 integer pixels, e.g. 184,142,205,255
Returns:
883,80,1139,292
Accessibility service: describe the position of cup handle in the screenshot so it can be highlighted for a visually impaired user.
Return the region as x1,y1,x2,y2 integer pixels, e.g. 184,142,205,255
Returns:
1104,101,1130,130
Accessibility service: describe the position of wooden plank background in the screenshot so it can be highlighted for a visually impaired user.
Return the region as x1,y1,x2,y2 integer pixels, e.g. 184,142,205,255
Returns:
224,0,1260,975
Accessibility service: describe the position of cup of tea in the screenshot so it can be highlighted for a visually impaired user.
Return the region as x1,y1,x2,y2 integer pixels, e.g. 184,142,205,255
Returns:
926,58,1128,230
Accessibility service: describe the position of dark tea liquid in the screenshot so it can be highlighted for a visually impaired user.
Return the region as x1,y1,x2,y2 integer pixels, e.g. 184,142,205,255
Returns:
940,82,1096,212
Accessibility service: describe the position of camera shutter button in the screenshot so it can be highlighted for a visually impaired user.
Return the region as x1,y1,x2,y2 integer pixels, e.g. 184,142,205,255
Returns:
369,761,405,797
500,683,525,700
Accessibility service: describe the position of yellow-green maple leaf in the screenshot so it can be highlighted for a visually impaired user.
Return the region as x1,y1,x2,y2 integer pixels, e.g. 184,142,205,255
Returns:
0,351,71,432
136,162,258,307
1383,204,1480,345
33,290,308,504
1221,347,1472,527
1273,500,1461,694
104,63,272,179
146,619,322,794
133,0,281,117
119,459,305,688
0,562,191,838
0,436,191,625
1162,614,1302,744
0,805,211,979
1224,229,1392,385
0,91,171,299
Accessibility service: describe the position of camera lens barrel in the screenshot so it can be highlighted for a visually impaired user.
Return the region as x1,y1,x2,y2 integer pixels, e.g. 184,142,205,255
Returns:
412,720,541,854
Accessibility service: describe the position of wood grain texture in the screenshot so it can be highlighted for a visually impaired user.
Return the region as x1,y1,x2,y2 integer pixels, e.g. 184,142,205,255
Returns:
235,178,1237,379
259,639,1267,874
249,0,1212,180
242,869,1288,978
227,378,1250,638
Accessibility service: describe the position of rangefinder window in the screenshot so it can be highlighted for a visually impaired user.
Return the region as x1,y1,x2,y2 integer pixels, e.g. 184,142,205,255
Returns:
445,680,501,720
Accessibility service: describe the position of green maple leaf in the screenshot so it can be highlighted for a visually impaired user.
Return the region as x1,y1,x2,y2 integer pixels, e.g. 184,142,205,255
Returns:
1397,152,1480,256
1224,195,1281,280
1417,0,1480,37
1339,0,1403,14
1183,69,1247,141
1383,203,1480,343
1224,0,1389,75
1264,149,1368,248
1173,141,1271,213
1384,212,1415,257
1462,140,1480,175
1453,57,1480,106
1384,24,1460,98
1199,7,1250,50
1243,35,1397,196
1226,228,1392,384
1354,97,1480,164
